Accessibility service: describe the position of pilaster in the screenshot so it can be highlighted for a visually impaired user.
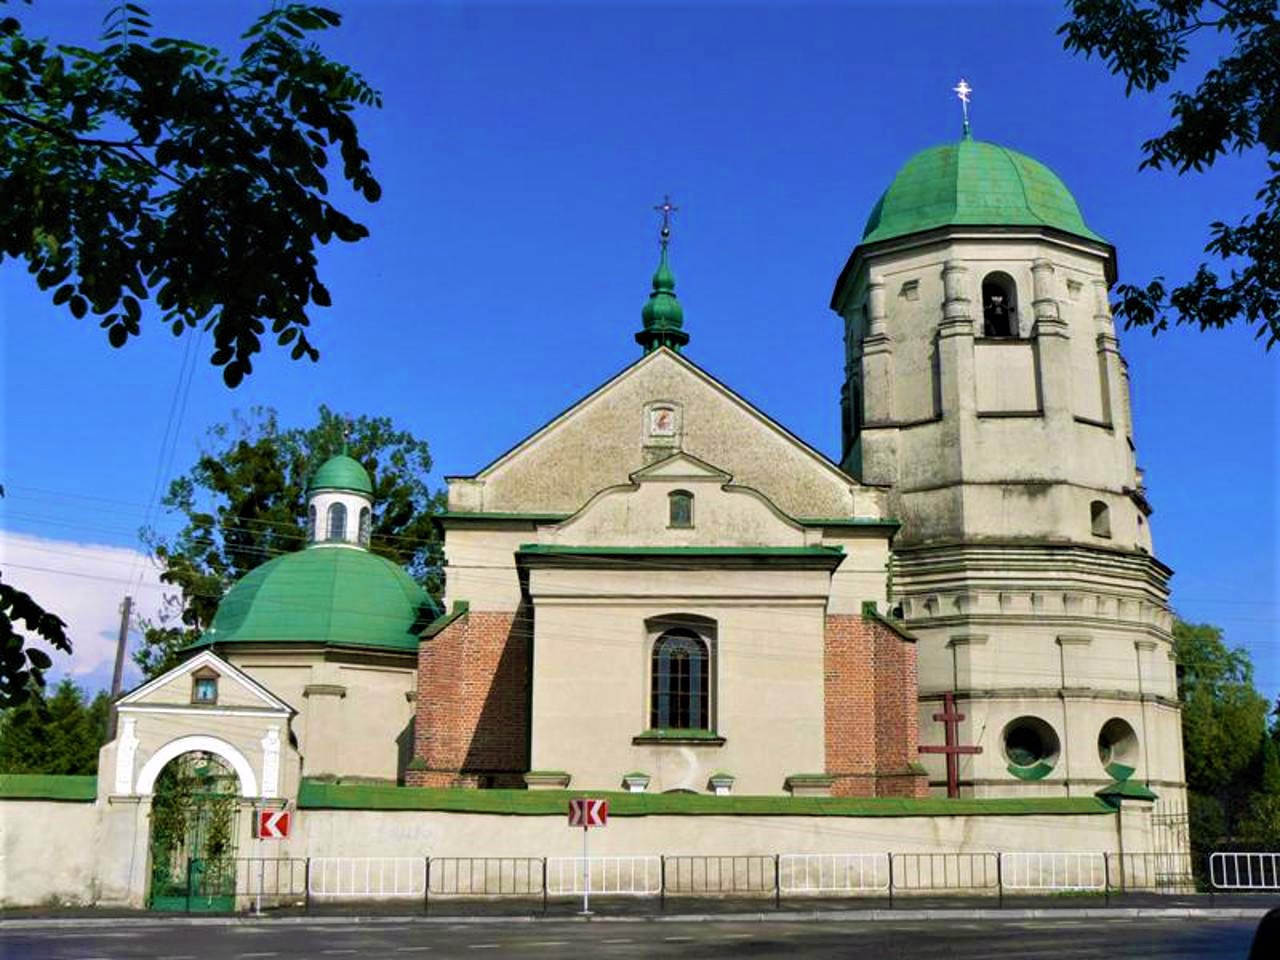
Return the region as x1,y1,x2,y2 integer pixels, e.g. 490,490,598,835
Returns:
859,275,898,485
936,260,977,480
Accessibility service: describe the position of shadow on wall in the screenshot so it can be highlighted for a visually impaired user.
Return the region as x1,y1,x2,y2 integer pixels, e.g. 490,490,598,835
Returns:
461,598,533,788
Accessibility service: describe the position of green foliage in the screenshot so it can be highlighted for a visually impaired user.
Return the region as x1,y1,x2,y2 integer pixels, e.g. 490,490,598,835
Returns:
135,405,445,677
0,678,110,774
0,569,71,707
0,3,381,387
1174,618,1279,854
1060,1,1279,348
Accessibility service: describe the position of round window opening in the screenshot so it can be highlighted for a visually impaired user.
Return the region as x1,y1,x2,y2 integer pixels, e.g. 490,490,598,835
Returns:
1002,716,1060,780
1098,718,1140,778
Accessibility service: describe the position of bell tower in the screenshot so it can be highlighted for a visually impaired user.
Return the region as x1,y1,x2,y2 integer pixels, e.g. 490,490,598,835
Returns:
831,117,1183,806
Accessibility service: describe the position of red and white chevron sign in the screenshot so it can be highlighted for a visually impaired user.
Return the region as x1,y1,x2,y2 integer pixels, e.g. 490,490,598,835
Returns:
568,798,608,828
257,809,291,839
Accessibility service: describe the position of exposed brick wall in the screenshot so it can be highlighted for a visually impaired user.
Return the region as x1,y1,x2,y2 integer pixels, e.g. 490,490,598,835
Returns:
407,604,531,788
824,615,928,798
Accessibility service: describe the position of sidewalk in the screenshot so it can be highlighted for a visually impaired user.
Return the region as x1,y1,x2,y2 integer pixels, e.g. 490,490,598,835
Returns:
3,897,1275,929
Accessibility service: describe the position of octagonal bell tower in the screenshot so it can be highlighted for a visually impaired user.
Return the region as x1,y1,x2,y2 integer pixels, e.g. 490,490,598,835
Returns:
831,129,1184,809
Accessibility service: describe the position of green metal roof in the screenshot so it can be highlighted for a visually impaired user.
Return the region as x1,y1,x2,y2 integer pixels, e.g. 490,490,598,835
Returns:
308,454,373,496
197,546,433,653
860,137,1104,246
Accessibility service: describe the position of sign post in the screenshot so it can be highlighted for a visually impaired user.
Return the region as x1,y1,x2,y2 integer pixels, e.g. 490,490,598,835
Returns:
567,798,608,915
254,807,292,915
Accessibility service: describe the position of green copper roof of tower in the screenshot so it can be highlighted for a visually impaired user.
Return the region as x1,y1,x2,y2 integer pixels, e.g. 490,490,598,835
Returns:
860,137,1105,246
636,245,690,354
194,546,435,653
309,455,373,496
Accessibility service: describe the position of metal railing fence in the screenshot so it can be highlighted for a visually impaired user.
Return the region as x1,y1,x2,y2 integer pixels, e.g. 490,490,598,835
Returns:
307,857,427,899
544,856,662,897
1209,852,1280,891
162,848,1280,913
779,853,890,895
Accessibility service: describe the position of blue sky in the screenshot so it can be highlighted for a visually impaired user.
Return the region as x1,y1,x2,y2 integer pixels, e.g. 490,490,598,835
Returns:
1,1,1276,703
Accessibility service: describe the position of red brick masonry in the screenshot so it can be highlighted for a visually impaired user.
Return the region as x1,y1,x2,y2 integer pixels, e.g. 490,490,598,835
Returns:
408,608,530,788
824,614,929,798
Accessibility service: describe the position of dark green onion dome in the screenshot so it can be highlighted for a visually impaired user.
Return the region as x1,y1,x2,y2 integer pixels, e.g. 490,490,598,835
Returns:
308,454,373,496
195,548,435,653
636,244,690,354
860,137,1105,246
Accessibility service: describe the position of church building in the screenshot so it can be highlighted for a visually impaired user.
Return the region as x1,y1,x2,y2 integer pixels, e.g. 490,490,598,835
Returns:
102,127,1185,808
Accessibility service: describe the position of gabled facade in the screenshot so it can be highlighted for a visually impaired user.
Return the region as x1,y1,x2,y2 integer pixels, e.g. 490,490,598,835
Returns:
411,346,925,797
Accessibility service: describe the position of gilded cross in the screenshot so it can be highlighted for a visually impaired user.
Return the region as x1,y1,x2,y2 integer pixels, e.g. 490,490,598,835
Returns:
653,194,678,243
953,78,972,133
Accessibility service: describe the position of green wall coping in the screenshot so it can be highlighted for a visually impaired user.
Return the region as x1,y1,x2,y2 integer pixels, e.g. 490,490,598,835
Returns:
0,774,97,801
297,780,1115,817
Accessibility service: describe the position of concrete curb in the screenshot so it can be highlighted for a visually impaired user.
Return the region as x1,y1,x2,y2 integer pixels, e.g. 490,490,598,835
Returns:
1,906,1271,930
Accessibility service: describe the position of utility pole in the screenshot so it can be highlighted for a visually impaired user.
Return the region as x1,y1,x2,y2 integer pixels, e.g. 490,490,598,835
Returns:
105,595,133,740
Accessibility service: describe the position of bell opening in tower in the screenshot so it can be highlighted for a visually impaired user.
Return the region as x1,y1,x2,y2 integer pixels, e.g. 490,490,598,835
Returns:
981,272,1018,338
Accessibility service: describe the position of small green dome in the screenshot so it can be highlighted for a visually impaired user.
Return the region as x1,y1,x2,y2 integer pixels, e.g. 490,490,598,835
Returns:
861,138,1104,246
309,455,373,496
199,547,434,653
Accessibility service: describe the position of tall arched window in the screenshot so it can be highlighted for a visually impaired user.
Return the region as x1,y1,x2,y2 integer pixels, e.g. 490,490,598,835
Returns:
981,272,1018,338
308,505,317,542
327,502,347,541
651,629,709,730
668,490,693,529
358,507,371,546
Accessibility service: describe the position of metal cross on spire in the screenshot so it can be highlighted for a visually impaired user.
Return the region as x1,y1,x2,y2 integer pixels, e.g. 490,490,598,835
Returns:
653,194,678,246
953,78,973,136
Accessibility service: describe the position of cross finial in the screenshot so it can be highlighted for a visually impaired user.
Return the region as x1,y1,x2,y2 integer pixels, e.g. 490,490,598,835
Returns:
341,419,351,455
953,78,972,136
653,194,678,246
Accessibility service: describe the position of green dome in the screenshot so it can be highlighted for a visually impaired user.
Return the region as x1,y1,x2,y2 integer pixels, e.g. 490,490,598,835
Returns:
309,455,373,496
198,547,434,653
861,138,1104,246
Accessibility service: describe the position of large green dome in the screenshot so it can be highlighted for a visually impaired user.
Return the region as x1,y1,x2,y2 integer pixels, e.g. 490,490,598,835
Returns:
860,137,1104,246
198,547,433,653
309,455,373,496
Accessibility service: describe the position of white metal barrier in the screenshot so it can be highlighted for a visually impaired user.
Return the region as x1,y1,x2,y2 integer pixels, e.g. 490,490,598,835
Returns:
779,853,890,893
308,857,426,899
1209,852,1280,890
1000,852,1107,891
545,856,662,896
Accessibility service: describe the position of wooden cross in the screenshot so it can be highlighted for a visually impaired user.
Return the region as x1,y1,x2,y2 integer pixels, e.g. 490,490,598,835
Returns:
918,692,982,798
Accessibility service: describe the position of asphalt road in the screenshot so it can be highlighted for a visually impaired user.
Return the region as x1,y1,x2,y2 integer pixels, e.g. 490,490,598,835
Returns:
0,916,1265,960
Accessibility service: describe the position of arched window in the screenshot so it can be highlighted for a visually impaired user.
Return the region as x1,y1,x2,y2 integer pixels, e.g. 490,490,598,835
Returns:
651,629,709,730
668,490,693,528
327,502,347,541
358,507,371,546
1090,500,1111,538
308,505,317,542
981,272,1018,338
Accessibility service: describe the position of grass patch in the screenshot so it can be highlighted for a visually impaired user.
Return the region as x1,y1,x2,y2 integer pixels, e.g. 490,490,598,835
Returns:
298,780,1114,817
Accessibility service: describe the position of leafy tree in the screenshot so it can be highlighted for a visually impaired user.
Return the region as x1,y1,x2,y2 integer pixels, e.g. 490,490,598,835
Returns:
0,678,110,774
0,2,381,387
1173,618,1273,849
1060,1,1279,348
135,406,445,678
0,570,71,708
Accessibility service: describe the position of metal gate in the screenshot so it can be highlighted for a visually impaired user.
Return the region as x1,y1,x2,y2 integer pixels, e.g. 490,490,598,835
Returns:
148,753,241,912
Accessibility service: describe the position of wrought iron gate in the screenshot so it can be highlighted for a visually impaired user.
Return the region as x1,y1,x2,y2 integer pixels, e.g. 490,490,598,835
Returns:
148,753,241,911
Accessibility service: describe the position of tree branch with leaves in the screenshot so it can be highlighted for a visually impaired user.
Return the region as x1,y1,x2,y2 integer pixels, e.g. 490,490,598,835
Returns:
0,2,382,386
1060,0,1279,348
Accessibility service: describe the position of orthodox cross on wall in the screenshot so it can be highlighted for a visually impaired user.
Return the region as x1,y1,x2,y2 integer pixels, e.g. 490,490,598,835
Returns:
918,692,982,798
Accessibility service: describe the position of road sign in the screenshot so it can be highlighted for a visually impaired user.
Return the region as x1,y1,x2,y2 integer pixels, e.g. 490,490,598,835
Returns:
568,798,608,828
257,809,291,839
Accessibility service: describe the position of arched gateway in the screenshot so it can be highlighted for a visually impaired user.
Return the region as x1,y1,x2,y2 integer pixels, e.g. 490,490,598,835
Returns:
102,650,298,910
